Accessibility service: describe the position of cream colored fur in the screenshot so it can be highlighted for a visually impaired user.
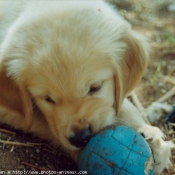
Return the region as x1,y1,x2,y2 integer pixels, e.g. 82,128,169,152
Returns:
0,1,173,174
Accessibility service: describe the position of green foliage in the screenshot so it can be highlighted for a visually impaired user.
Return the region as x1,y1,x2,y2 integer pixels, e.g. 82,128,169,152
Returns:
149,62,162,84
164,33,175,45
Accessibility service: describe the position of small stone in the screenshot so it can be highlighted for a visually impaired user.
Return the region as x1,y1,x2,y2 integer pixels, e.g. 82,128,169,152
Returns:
36,149,40,153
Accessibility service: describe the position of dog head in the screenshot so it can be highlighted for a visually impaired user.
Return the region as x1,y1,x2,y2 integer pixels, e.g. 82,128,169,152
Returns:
0,2,149,152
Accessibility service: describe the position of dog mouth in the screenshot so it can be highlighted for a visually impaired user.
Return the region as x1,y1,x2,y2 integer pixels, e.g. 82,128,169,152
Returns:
68,127,92,148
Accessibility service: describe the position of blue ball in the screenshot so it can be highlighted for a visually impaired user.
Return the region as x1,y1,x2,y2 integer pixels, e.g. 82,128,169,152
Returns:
78,125,154,175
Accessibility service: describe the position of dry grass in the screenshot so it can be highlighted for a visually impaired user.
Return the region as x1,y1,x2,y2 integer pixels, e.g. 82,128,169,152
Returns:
0,0,175,174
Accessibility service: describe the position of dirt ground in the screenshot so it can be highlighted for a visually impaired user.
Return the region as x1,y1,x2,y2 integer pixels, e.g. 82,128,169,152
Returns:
0,0,175,174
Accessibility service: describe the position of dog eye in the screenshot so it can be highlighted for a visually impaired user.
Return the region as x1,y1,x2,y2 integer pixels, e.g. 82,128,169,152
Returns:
45,96,55,104
88,85,101,95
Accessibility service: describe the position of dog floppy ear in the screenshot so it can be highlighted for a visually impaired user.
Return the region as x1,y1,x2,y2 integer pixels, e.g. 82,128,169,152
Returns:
0,61,33,131
113,31,149,114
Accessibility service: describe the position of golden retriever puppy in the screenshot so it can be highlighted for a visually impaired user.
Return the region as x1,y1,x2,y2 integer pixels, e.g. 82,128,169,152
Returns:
0,1,173,174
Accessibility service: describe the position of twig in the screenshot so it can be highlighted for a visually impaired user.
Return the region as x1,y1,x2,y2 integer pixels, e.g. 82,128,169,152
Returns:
0,128,16,136
168,123,175,127
0,139,42,147
26,142,42,146
168,129,175,135
161,75,175,85
156,86,175,103
131,91,145,112
21,161,49,171
130,91,151,124
10,145,15,152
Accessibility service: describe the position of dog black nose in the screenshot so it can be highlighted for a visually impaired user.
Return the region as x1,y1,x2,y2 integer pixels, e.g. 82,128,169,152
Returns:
69,128,92,148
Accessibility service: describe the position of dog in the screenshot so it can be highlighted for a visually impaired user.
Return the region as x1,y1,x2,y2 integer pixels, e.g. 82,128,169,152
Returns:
0,1,173,174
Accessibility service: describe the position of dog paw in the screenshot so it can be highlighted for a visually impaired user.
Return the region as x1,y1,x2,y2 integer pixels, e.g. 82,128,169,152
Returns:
138,125,175,175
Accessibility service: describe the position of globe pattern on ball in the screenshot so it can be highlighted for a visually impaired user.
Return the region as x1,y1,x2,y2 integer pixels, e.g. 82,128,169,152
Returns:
78,125,154,175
